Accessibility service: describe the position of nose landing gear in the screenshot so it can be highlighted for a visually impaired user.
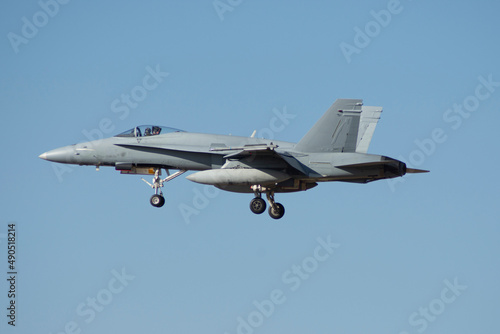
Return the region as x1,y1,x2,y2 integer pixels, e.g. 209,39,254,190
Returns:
142,168,187,208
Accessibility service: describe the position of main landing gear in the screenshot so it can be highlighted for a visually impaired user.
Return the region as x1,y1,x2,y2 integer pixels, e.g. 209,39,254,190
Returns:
142,168,187,207
250,186,285,219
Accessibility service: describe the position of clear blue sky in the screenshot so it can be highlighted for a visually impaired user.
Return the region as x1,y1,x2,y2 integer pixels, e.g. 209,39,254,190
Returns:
1,1,499,333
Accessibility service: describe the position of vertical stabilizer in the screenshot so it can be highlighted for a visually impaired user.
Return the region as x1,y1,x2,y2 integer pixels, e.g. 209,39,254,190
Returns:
295,99,363,153
356,105,382,153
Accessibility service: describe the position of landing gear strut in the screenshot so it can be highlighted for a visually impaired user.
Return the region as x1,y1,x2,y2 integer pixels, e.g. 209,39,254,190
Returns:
142,168,187,208
250,186,285,219
266,191,285,219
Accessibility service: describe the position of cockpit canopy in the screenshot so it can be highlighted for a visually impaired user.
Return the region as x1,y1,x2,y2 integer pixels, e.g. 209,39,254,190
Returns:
115,125,185,138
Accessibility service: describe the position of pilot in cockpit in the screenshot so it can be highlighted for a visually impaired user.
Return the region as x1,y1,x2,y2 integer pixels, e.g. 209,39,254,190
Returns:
152,126,161,135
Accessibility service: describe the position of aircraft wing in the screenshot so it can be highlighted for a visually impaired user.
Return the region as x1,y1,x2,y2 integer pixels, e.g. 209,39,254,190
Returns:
118,142,309,176
212,143,280,159
213,144,309,176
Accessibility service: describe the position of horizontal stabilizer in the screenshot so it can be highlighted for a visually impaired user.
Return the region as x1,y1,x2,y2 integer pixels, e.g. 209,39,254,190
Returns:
336,160,396,169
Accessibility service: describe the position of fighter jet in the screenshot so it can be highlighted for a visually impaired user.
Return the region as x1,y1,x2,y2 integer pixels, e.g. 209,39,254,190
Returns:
39,99,428,219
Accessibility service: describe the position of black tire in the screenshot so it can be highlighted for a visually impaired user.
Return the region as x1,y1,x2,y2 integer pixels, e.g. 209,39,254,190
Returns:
268,203,285,219
150,194,165,207
250,197,266,214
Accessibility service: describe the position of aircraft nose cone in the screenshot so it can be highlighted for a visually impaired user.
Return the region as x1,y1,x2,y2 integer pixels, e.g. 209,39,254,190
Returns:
39,145,76,163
